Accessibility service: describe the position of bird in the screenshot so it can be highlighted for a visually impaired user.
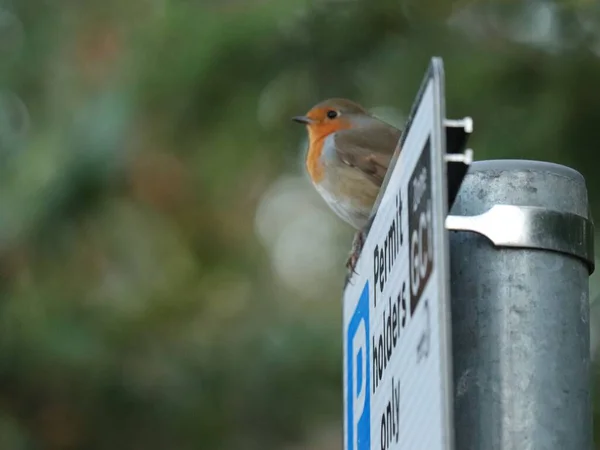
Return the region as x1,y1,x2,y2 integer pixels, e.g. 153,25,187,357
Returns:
292,98,402,283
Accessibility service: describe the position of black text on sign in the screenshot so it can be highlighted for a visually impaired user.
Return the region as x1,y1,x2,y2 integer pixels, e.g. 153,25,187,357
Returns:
408,137,434,314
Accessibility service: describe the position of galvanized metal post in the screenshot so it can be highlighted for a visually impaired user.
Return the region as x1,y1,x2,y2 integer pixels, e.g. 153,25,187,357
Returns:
447,160,594,450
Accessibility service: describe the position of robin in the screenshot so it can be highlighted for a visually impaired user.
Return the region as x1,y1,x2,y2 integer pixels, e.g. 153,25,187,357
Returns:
292,98,402,282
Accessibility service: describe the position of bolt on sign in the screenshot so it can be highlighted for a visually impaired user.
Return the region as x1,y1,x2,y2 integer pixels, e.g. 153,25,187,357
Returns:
343,58,455,450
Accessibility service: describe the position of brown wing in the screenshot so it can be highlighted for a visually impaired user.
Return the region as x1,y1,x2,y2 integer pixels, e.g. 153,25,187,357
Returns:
333,120,401,186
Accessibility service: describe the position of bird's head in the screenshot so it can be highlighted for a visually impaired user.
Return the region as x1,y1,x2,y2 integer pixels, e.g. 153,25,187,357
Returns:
292,98,369,140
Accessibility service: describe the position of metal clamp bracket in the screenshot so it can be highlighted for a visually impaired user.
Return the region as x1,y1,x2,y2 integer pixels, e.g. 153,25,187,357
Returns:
446,204,595,274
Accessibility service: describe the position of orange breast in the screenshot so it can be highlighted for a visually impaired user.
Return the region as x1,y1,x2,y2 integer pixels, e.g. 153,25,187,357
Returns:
306,137,325,183
306,120,351,184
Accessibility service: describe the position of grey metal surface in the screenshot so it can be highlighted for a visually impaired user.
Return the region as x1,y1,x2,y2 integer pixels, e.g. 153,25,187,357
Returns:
449,159,593,450
446,204,595,272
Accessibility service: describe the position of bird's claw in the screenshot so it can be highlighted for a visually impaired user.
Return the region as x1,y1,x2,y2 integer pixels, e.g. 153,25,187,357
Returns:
343,214,376,289
346,233,363,273
344,228,366,288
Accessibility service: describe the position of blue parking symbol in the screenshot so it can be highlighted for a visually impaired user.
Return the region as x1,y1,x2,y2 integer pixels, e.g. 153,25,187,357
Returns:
346,281,370,450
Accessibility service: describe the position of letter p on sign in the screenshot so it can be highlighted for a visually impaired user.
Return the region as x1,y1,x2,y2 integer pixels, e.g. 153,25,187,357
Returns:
346,282,371,450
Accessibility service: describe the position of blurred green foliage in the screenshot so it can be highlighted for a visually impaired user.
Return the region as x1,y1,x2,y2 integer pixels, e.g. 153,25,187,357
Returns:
0,0,599,448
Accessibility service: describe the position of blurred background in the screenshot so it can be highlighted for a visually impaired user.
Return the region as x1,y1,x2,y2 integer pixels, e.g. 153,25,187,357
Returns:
1,0,600,448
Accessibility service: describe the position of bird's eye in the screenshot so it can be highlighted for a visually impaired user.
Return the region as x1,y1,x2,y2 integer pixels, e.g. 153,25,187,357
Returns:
326,110,338,119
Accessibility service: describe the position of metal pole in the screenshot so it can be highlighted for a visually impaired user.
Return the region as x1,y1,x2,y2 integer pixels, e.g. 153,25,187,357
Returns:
447,160,594,449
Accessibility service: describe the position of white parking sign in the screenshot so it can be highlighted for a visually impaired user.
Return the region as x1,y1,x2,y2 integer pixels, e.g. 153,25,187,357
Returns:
343,58,454,450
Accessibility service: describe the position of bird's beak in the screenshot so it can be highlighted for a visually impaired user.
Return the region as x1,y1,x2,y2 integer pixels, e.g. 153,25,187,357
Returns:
292,115,314,125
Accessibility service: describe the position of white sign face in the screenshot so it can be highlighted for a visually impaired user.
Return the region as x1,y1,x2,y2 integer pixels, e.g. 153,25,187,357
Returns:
343,60,454,450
